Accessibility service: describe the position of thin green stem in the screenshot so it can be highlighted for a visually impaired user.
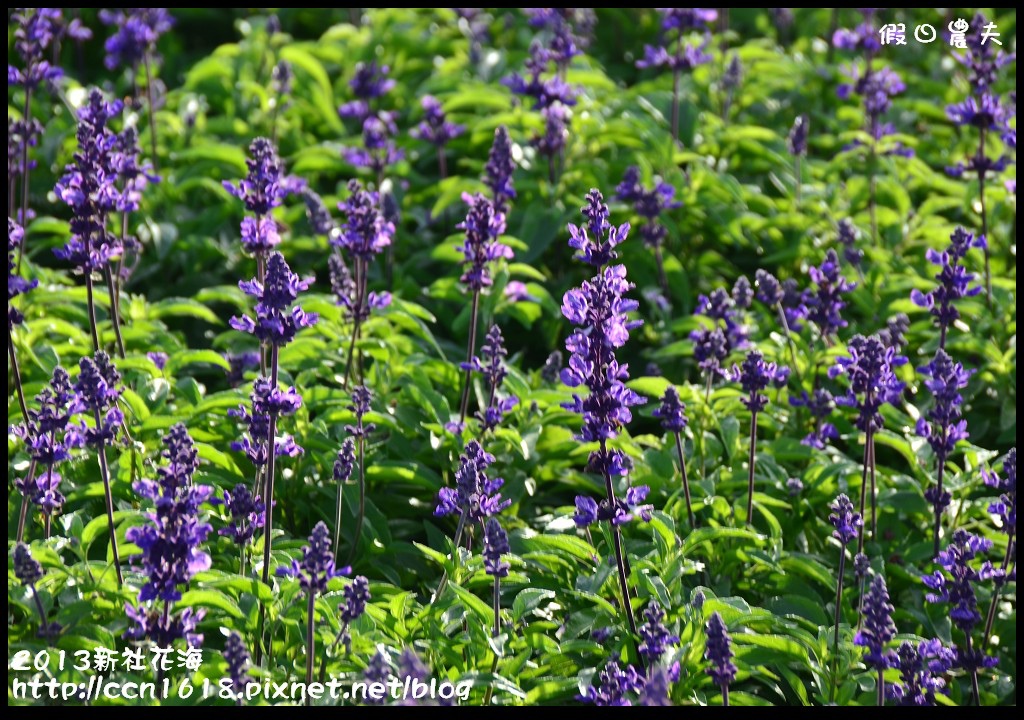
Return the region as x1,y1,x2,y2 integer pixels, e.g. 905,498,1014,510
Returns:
830,549,847,704
457,290,482,426
673,431,695,528
256,346,281,666
94,410,124,586
746,411,758,525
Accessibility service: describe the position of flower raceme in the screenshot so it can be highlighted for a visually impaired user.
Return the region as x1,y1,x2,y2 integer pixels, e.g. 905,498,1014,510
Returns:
230,251,318,346
458,193,512,291
434,441,510,522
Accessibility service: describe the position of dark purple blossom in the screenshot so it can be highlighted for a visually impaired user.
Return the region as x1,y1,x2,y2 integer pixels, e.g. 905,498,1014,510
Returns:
231,252,318,347
225,350,260,387
854,552,870,579
788,114,809,156
271,59,292,97
690,326,729,380
806,249,856,340
13,542,43,585
910,227,985,344
879,312,910,350
223,631,253,699
732,276,753,310
344,113,404,174
704,612,737,691
435,440,510,521
223,137,287,218
580,656,646,706
916,350,973,484
230,376,304,467
836,218,863,269
888,639,955,706
100,8,174,71
303,189,337,238
984,448,1016,534
854,574,896,670
615,166,680,252
71,353,124,447
146,351,168,370
754,270,783,306
483,517,511,578
638,601,679,665
789,388,838,449
277,521,350,595
727,350,789,413
637,8,716,73
485,126,517,213
652,386,687,433
829,334,907,433
829,493,862,546
218,483,266,546
412,95,465,147
8,219,37,327
9,9,67,89
334,437,356,484
338,61,395,123
637,664,672,706
457,194,512,291
462,324,519,431
923,529,1003,635
340,575,370,623
124,604,204,648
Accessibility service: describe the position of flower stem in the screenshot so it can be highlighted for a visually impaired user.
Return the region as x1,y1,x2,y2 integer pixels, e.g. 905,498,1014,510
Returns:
333,474,345,560
29,583,52,646
143,53,159,172
721,684,729,707
982,533,1015,648
431,508,468,603
746,410,758,525
94,411,124,586
256,346,281,665
346,433,366,567
457,289,482,426
966,634,980,706
304,592,315,706
342,258,366,389
16,84,32,272
492,575,500,638
9,321,30,424
857,424,873,556
85,270,101,353
978,125,992,306
105,268,126,359
830,548,846,704
775,302,800,383
438,146,448,181
601,439,641,666
868,431,877,541
794,154,802,207
673,431,696,528
868,141,878,248
932,460,946,559
877,668,885,706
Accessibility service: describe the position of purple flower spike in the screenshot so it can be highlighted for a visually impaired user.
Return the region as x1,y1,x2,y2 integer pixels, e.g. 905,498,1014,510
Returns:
277,521,350,595
638,601,679,665
462,324,519,431
788,114,809,156
434,440,510,521
829,493,862,546
223,631,253,699
231,252,318,347
458,194,511,291
916,349,973,469
806,249,856,340
340,575,371,623
910,227,985,346
727,350,789,413
100,8,174,71
485,126,517,213
483,517,511,578
652,386,688,433
829,334,906,433
218,483,266,546
836,219,863,270
580,655,646,706
412,95,465,148
983,448,1016,534
854,574,896,670
704,612,737,694
889,639,955,706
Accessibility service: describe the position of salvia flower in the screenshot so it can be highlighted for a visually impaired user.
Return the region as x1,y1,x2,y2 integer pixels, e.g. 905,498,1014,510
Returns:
271,59,292,97
340,575,371,624
223,137,287,219
727,350,789,413
806,249,856,341
218,483,266,546
412,95,465,147
829,334,907,433
787,114,809,156
637,663,672,706
732,276,753,310
652,386,687,432
615,166,680,252
337,180,394,261
8,219,37,325
9,8,66,89
457,193,512,291
277,521,350,595
483,517,510,578
462,324,519,431
231,251,318,347
334,438,356,485
704,612,737,693
229,376,304,467
638,601,679,665
223,631,253,701
637,8,716,73
923,529,1003,635
435,441,510,521
836,218,863,270
854,552,871,580
580,656,646,706
71,353,124,446
573,485,653,528
12,542,60,639
910,227,985,345
485,126,517,213
344,113,404,175
829,493,862,546
789,388,838,449
916,348,973,475
338,61,395,123
879,312,910,350
888,639,955,706
346,386,375,438
225,350,260,387
100,8,174,71
567,189,630,267
854,574,897,670
303,189,337,238
983,448,1016,534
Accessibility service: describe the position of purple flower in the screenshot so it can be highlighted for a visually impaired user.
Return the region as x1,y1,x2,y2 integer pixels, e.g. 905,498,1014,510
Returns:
836,219,863,269
457,194,512,291
125,604,204,648
346,385,375,438
637,8,716,74
277,521,350,595
434,440,510,521
225,350,260,387
829,334,907,433
637,664,672,706
573,486,653,528
9,9,67,89
146,351,168,370
71,352,124,447
854,552,870,579
789,388,837,449
567,189,630,268
337,180,394,260
722,53,742,91
222,137,287,218
302,189,337,237
581,656,646,706
111,126,159,214
854,574,896,670
829,493,862,545
806,249,856,340
916,350,973,490
727,350,789,413
732,276,753,310
340,575,370,623
638,601,679,665
13,542,43,585
983,448,1016,534
334,437,356,485
223,631,253,699
344,114,404,174
483,517,511,578
888,639,955,706
231,252,318,347
910,227,985,343
652,386,687,433
615,166,680,252
485,126,517,213
230,376,304,467
878,313,910,350
271,59,292,97
412,95,465,147
462,324,519,431
689,326,730,380
786,477,804,496
922,529,1004,635
54,90,125,274
100,8,174,70
704,612,737,690
338,61,395,122
787,114,809,156
218,483,266,546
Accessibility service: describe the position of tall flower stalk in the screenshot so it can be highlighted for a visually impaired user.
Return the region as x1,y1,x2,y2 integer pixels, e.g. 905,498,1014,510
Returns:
8,219,37,423
705,611,736,706
454,194,511,428
485,126,517,215
788,115,809,206
124,424,211,650
345,386,375,565
916,350,973,557
946,13,1014,304
483,517,510,638
561,190,646,645
230,251,317,659
653,386,694,527
72,352,125,585
462,324,519,433
335,180,394,388
616,166,680,293
829,334,906,545
828,493,861,702
332,438,355,558
728,351,789,523
637,8,716,146
806,249,855,346
277,522,349,699
855,574,896,705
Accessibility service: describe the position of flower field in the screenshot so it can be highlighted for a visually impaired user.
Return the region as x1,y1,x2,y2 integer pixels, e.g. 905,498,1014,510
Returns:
7,8,1017,706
